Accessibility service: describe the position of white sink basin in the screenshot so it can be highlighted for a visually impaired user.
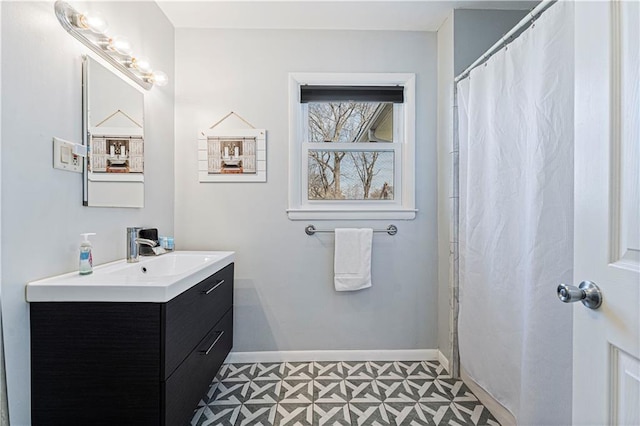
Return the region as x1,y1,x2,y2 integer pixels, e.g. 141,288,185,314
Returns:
109,252,226,278
26,251,235,303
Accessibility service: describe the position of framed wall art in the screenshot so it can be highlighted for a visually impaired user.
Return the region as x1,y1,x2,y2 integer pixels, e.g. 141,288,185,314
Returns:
198,128,266,182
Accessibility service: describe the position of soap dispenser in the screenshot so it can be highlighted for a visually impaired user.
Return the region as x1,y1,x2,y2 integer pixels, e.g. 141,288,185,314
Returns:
79,233,96,275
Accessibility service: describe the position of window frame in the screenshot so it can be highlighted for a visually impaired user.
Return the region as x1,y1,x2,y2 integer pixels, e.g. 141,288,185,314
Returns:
287,73,417,220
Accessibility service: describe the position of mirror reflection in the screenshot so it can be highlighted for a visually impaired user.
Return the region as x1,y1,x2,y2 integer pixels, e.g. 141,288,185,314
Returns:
83,56,145,208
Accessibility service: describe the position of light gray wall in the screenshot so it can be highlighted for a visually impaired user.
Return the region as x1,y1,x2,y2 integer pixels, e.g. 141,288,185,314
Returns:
0,4,5,425
0,2,174,424
453,9,530,76
436,12,455,367
175,29,438,353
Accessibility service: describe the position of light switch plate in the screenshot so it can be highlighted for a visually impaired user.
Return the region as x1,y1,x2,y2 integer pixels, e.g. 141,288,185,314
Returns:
53,137,83,173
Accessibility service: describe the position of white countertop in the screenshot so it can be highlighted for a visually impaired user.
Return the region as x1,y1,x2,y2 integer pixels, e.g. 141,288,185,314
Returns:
26,251,235,303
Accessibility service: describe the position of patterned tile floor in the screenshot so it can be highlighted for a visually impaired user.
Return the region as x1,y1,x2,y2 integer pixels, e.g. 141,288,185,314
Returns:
190,361,499,426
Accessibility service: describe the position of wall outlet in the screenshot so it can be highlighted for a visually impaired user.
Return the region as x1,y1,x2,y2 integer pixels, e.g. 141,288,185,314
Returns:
53,137,83,173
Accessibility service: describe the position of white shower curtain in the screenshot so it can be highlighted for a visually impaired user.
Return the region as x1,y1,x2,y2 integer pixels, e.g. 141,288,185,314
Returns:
457,2,574,425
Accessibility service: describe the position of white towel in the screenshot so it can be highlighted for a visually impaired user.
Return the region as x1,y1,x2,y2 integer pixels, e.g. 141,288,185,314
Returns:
334,228,373,291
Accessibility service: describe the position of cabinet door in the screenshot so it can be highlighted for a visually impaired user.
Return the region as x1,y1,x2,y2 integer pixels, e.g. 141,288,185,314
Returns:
30,302,162,425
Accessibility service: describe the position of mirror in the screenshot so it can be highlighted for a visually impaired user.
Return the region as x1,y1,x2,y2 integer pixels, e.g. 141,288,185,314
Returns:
82,56,145,208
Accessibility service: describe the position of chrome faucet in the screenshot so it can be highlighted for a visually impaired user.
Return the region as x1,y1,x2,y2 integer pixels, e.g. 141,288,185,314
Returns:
127,227,166,263
137,237,166,257
135,238,159,248
127,227,143,263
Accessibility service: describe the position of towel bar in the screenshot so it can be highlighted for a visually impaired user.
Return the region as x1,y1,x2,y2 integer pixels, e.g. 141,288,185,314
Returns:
305,224,397,236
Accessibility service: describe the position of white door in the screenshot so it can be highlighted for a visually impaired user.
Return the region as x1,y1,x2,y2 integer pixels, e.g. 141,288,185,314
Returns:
572,1,640,424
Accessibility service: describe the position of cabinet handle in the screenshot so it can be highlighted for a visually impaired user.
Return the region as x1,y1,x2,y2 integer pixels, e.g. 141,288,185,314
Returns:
201,331,225,355
202,279,224,295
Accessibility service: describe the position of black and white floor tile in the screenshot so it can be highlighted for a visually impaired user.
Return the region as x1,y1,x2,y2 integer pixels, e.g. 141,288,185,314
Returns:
191,361,500,426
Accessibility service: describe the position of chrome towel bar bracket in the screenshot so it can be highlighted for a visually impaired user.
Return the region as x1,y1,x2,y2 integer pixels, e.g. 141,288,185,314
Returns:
305,224,398,236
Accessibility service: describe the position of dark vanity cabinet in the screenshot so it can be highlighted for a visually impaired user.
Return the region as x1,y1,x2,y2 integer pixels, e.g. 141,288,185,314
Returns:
30,263,234,426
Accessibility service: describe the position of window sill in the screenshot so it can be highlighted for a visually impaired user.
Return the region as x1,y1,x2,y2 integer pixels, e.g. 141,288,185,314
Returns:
286,208,417,221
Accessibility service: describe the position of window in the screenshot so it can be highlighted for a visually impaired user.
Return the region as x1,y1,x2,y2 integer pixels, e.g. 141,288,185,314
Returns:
287,73,416,220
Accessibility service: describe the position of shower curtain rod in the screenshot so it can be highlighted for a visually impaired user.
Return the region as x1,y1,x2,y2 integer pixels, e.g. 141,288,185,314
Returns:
454,0,556,83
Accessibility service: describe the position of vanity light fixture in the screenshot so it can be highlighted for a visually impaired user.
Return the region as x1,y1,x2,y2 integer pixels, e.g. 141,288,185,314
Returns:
75,12,108,34
54,1,168,90
106,36,133,56
148,70,169,87
131,56,152,74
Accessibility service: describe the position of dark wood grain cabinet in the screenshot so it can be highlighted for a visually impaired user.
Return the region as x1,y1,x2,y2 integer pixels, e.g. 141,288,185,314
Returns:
30,263,234,426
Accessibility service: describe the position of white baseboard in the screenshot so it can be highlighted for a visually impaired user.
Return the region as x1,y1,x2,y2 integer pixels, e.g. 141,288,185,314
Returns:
226,349,439,364
461,368,516,426
437,350,450,373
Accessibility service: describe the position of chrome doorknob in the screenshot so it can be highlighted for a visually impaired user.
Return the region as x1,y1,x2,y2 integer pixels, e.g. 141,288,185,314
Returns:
557,281,603,309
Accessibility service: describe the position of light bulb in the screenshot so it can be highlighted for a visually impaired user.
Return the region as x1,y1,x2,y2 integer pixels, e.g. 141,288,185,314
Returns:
150,70,168,87
77,12,108,34
131,56,152,74
108,36,132,56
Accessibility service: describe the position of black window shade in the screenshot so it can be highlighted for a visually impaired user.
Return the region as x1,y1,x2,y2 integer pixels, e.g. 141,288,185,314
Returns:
300,85,404,103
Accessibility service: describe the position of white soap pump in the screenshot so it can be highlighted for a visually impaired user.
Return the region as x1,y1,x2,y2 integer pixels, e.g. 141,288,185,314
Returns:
79,233,96,275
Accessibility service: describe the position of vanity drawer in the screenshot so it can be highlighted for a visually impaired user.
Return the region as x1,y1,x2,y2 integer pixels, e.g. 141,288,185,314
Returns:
164,263,234,378
164,308,233,426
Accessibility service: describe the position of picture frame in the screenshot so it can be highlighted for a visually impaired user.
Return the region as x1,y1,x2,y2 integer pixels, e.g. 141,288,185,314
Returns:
198,128,266,182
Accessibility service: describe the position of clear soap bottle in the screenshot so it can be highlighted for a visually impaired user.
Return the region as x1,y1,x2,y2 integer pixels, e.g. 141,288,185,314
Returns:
79,233,96,275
